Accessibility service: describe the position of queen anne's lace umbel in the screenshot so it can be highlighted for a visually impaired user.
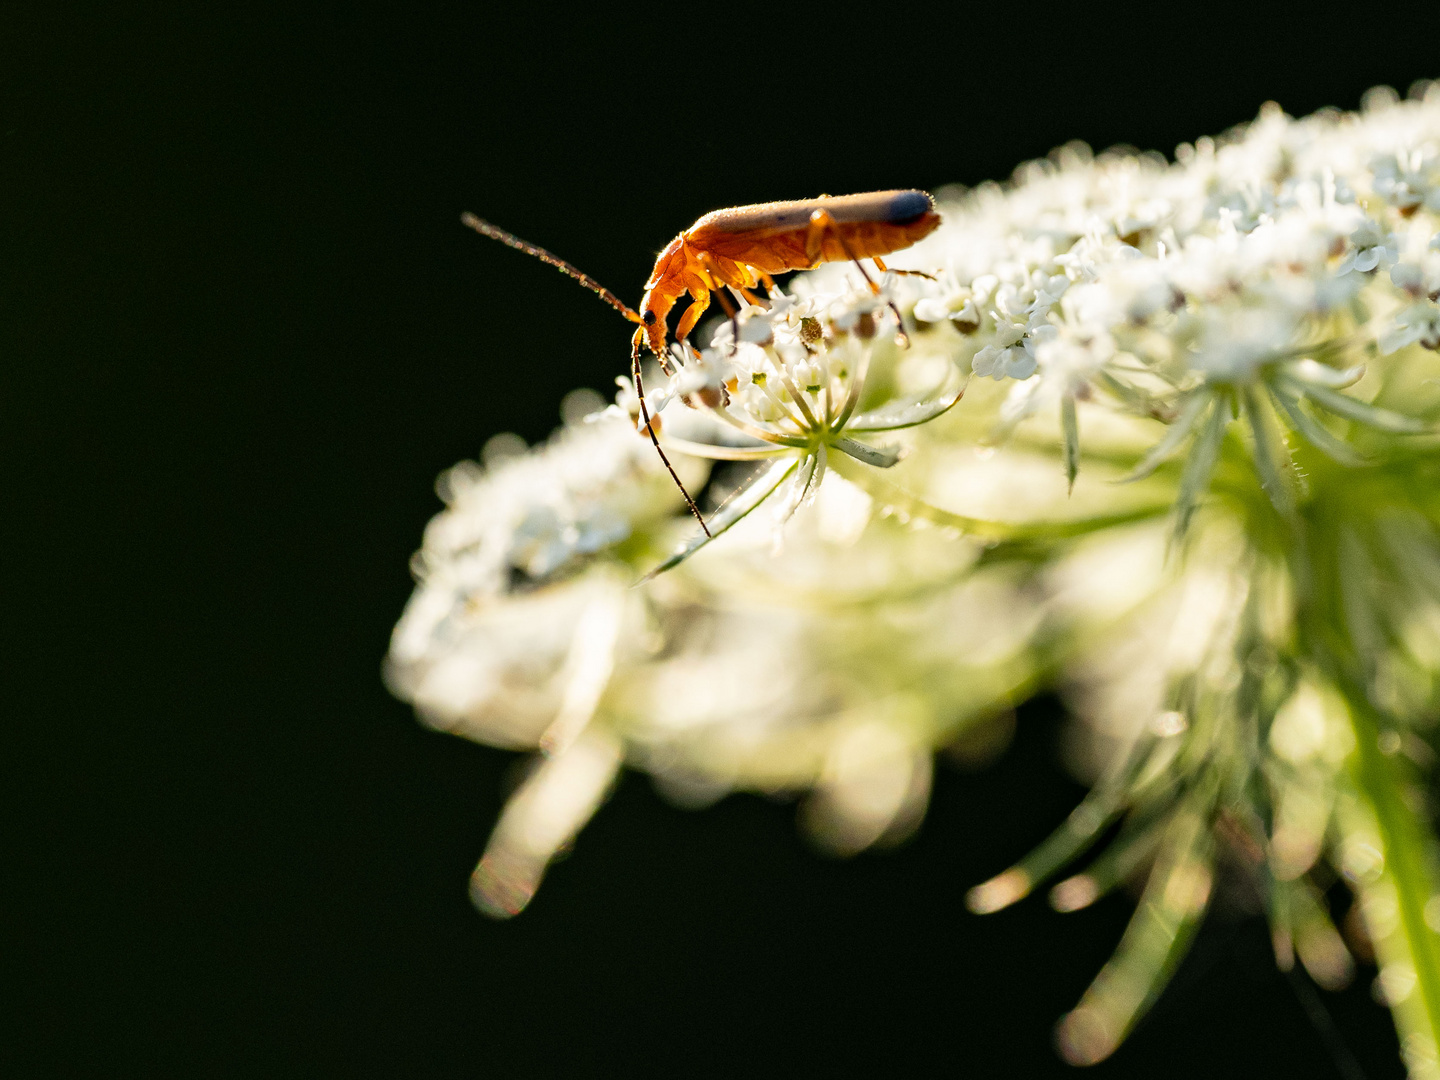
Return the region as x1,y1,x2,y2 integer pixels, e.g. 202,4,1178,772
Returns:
391,84,1440,1074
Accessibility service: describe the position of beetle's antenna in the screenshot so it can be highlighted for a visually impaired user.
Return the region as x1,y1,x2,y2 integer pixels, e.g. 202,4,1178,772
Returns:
461,213,643,325
631,333,710,537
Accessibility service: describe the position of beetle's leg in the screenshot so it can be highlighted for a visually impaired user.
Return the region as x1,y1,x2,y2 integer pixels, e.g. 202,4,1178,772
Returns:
803,211,827,268
806,210,910,347
734,284,769,308
806,210,878,292
695,253,738,306
631,330,710,536
721,264,770,309
886,302,912,348
871,255,936,281
711,286,741,355
708,285,737,317
673,288,711,347
694,253,745,354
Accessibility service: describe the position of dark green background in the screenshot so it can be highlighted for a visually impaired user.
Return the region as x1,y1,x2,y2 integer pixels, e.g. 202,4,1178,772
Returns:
7,2,1439,1075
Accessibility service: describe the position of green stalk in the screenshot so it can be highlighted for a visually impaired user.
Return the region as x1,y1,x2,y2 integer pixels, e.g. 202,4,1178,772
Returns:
1293,454,1440,1073
1339,682,1440,1074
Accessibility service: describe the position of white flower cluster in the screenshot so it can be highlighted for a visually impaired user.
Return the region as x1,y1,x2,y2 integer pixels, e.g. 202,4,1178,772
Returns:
411,417,656,587
619,275,968,567
390,85,1440,1076
897,86,1440,425
654,286,883,433
386,413,694,742
660,283,907,412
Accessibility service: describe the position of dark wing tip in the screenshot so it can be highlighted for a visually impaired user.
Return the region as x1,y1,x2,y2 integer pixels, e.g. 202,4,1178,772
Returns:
888,190,935,224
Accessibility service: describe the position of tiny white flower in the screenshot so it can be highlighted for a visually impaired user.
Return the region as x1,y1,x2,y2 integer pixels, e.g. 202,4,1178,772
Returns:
1337,217,1399,274
1392,261,1426,296
829,290,885,333
738,311,776,346
1189,305,1300,383
1033,270,1070,307
913,272,982,330
1371,147,1440,214
1002,346,1038,380
740,380,785,422
1380,300,1440,353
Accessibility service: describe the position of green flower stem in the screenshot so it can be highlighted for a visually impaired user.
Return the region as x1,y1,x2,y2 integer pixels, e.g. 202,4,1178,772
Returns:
1300,475,1440,1069
1340,681,1440,1072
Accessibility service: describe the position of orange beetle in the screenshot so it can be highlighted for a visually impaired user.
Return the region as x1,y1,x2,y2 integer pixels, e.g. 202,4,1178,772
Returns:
466,190,940,362
631,190,941,358
462,191,943,533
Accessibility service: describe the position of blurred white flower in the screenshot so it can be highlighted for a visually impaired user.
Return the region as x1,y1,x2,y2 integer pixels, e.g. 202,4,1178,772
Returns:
1371,146,1440,214
1337,217,1399,274
1381,299,1440,353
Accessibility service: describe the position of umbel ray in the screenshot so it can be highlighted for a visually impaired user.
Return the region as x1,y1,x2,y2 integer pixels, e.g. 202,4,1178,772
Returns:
462,191,943,535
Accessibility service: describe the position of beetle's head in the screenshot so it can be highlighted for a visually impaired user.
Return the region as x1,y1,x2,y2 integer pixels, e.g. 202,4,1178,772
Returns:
638,293,672,358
